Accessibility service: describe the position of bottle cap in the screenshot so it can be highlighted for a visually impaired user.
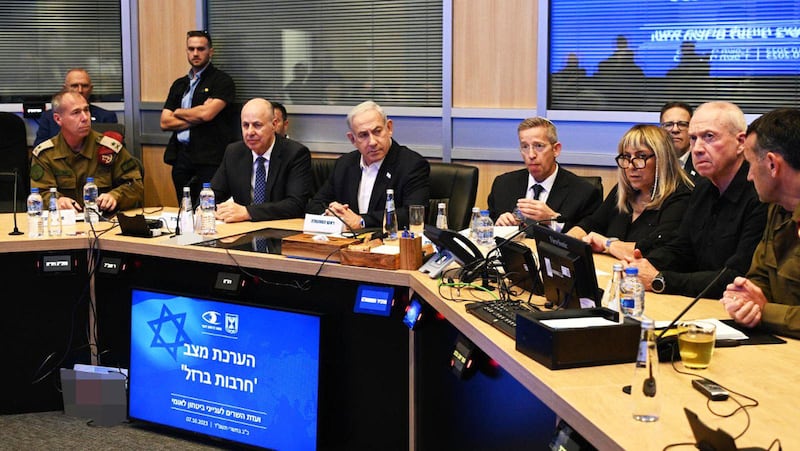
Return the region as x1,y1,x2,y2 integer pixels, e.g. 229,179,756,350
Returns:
438,202,446,208
203,182,211,188
625,266,639,275
49,187,57,192
86,177,94,182
31,187,39,193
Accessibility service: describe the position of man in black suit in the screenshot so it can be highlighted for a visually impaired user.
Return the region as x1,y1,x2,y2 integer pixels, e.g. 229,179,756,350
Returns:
489,117,602,231
211,98,311,222
660,101,698,179
307,100,430,231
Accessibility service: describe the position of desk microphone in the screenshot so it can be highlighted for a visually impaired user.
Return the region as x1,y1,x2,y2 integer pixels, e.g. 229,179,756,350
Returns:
324,206,362,240
654,266,730,361
0,168,23,235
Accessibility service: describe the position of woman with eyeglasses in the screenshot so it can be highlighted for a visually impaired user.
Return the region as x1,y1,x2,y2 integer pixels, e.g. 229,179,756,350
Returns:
566,124,694,260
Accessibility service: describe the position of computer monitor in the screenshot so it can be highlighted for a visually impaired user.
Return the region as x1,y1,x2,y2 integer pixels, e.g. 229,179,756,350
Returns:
529,224,601,309
494,236,543,295
128,288,322,450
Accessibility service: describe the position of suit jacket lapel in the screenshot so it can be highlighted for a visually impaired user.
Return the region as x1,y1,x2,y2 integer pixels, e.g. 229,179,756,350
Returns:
515,170,529,198
546,169,569,211
264,138,282,201
234,146,255,204
369,141,398,211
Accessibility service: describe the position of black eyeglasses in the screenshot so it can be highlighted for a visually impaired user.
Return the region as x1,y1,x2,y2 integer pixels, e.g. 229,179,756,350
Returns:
661,121,689,130
615,154,655,169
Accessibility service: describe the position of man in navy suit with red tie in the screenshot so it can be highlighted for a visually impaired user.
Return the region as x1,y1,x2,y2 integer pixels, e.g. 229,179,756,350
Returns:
210,98,311,222
488,117,602,232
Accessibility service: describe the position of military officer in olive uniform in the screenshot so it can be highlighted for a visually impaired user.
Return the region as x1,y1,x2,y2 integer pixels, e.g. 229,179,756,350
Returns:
30,90,143,214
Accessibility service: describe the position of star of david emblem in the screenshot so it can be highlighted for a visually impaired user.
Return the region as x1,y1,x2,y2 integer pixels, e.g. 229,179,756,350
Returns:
147,304,192,360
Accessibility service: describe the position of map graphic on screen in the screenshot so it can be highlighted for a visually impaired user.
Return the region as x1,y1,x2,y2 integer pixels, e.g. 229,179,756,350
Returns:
129,289,321,450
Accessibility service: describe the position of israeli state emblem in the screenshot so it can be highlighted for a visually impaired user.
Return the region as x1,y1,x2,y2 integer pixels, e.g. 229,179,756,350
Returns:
225,313,239,334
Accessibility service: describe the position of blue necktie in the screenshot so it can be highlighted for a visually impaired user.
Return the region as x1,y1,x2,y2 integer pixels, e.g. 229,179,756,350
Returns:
177,73,200,143
254,156,267,204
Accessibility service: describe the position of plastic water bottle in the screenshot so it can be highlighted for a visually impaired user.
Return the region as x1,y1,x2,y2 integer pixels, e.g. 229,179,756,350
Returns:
199,182,216,235
632,317,660,422
435,202,448,229
83,177,99,224
476,210,494,246
179,186,194,235
27,187,44,238
620,267,645,318
603,263,624,314
469,207,481,240
48,187,62,236
383,189,398,241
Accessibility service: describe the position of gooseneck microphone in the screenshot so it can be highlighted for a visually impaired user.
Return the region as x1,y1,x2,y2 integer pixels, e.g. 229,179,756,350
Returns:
324,206,361,239
1,168,23,235
653,266,730,361
655,266,730,342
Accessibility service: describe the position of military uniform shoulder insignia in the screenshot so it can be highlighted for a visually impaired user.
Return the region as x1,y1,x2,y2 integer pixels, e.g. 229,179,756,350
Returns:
32,139,55,157
97,134,123,153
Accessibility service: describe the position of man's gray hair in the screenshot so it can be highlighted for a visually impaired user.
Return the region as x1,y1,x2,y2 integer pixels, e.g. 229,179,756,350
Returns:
346,100,387,130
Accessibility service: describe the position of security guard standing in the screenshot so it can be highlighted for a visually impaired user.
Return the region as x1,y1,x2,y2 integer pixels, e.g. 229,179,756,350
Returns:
30,90,143,214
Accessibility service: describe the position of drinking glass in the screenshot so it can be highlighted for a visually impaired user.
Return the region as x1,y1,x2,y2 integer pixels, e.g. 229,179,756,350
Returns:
409,205,425,236
677,321,716,369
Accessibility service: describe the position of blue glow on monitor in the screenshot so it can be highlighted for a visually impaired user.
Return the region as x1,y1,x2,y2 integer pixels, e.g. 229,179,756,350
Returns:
129,289,320,450
353,285,394,317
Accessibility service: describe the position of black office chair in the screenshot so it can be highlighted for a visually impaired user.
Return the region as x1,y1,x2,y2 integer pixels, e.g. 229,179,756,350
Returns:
428,162,479,231
580,175,604,198
310,157,337,196
0,112,29,213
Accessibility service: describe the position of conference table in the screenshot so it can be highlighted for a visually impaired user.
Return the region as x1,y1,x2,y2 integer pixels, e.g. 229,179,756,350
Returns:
2,212,797,450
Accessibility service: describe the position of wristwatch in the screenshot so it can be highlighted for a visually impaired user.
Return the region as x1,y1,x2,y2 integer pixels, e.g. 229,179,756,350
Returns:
652,272,666,293
604,237,619,253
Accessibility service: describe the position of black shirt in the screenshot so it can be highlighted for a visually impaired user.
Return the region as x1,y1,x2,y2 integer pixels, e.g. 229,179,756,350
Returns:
574,182,692,255
646,161,767,298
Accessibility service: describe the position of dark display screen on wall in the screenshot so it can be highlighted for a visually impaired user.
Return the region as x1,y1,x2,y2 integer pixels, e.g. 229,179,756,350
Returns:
549,0,800,112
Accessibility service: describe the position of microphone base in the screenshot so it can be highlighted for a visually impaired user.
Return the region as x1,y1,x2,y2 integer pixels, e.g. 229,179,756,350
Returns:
656,336,681,362
9,228,23,236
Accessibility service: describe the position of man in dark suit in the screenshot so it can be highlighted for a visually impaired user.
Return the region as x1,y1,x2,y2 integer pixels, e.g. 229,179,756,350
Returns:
488,117,602,231
660,101,698,179
34,68,118,147
271,101,289,138
211,98,311,222
307,100,430,231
